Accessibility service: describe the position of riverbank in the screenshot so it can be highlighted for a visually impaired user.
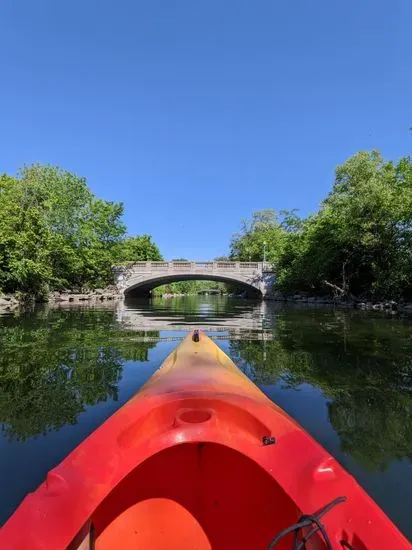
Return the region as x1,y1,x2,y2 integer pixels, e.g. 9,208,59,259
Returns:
265,291,412,313
0,287,122,313
2,288,412,315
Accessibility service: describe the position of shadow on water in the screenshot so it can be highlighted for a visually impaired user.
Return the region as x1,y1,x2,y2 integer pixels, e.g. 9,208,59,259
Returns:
0,297,411,539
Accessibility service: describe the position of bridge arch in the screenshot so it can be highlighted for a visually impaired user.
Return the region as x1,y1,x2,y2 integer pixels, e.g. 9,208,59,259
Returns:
123,273,262,298
114,262,275,298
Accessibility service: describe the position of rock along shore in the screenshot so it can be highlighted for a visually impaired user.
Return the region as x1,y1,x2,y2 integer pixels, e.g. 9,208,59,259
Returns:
265,291,412,313
0,286,122,312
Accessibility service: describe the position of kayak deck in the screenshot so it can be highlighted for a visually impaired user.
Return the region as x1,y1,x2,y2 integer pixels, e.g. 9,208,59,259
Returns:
92,331,300,548
1,331,410,549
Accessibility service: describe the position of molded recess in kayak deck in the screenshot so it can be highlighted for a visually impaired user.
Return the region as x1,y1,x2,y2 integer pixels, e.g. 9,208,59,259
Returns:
93,442,303,550
176,408,213,424
117,398,271,449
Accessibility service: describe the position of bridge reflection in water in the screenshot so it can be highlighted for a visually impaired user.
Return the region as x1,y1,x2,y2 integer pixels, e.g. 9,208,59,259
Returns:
116,297,274,341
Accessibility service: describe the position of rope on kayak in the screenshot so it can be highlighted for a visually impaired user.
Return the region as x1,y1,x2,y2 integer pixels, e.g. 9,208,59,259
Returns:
267,495,348,549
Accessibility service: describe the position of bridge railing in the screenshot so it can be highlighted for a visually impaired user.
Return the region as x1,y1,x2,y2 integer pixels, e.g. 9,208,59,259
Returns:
114,261,274,273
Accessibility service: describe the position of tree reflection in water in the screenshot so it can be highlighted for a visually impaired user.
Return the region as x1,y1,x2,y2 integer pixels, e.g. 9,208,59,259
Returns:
229,310,412,471
0,308,157,441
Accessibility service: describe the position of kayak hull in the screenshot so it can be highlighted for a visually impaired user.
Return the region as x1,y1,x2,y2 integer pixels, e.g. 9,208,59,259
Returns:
0,331,409,549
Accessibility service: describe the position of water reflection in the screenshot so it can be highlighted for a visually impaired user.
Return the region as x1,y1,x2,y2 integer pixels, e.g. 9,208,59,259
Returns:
119,296,273,337
229,334,412,471
0,298,411,538
0,308,157,441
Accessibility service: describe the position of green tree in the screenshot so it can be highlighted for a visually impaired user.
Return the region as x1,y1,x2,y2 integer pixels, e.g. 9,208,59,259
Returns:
113,235,163,263
272,152,412,299
324,152,412,298
230,209,300,265
0,164,126,295
152,280,229,296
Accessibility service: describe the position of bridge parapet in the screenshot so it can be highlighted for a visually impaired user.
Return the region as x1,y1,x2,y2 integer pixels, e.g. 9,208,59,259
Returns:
115,261,273,272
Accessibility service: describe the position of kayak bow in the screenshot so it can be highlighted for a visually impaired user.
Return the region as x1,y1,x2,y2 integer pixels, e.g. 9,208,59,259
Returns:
0,330,409,549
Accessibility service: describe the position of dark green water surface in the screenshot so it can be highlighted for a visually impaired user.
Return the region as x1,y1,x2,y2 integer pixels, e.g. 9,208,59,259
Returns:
0,297,411,539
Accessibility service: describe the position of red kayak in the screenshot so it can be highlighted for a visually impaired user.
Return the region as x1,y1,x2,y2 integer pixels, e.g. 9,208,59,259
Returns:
0,331,409,549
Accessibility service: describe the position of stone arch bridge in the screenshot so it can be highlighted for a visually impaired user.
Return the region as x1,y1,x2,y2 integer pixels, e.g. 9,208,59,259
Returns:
113,261,275,298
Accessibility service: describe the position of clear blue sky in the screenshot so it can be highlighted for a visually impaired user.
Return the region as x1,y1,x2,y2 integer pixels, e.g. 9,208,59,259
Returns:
1,1,411,260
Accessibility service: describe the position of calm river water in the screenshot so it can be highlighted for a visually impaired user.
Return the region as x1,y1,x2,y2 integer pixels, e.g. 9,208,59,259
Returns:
0,296,411,539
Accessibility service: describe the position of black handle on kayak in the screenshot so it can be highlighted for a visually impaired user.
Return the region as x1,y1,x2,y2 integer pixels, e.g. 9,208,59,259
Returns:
267,496,349,549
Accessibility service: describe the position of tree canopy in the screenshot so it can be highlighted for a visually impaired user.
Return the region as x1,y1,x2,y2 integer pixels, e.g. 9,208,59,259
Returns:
2,150,411,300
231,152,412,300
113,235,163,263
152,280,229,296
0,164,162,297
